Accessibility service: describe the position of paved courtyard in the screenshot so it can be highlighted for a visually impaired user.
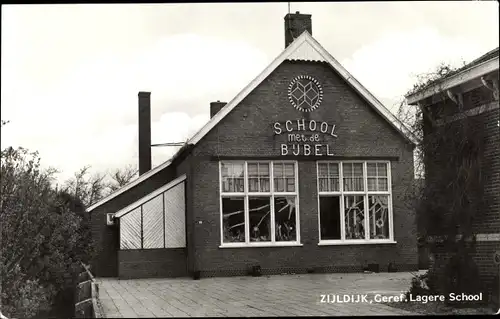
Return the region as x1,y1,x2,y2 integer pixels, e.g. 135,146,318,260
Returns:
97,272,423,317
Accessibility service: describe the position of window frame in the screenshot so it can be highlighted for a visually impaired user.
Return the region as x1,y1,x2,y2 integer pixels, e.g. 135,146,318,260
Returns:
316,160,396,245
219,160,302,248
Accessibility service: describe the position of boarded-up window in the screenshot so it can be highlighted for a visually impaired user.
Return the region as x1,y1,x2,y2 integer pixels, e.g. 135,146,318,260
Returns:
119,180,186,250
120,207,141,249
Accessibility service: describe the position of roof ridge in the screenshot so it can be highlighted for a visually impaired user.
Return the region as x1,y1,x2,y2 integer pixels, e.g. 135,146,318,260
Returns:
468,47,499,66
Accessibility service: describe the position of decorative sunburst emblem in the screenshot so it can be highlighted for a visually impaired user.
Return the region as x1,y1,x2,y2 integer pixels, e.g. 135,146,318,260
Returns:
288,75,323,112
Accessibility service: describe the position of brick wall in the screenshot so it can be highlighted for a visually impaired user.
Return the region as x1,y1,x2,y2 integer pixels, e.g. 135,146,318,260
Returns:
118,249,187,279
175,154,195,274
475,107,500,234
187,60,418,277
430,241,500,296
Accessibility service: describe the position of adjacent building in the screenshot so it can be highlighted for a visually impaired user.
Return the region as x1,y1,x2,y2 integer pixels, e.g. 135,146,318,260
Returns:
88,12,419,279
406,47,499,304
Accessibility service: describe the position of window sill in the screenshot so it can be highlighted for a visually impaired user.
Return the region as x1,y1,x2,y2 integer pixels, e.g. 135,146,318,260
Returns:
219,242,303,248
318,240,397,246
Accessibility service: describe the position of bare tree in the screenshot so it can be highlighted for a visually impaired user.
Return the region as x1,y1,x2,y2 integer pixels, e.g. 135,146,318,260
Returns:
107,164,138,193
61,167,107,208
61,164,138,207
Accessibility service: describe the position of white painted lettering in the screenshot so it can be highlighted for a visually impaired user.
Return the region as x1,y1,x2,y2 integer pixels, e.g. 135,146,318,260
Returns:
281,144,288,155
304,144,311,156
330,124,338,137
292,144,300,156
274,122,282,135
326,144,334,156
315,144,322,156
285,120,293,132
309,120,317,131
320,122,328,133
297,119,305,131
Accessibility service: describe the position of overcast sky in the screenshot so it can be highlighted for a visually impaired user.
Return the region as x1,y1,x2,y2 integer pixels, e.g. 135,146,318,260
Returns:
1,2,499,182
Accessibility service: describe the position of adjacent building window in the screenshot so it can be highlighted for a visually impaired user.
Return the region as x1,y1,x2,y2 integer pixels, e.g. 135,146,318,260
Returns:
220,161,300,246
317,161,393,243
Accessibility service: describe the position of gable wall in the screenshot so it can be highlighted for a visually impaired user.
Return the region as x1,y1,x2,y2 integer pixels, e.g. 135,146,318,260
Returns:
187,60,417,276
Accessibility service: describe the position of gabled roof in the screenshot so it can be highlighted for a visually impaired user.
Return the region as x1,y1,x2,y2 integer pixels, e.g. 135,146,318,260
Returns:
191,31,418,146
87,31,418,213
406,47,499,104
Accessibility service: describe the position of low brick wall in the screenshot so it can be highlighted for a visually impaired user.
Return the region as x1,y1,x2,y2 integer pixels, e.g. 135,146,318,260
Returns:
428,240,500,310
118,248,188,279
74,263,102,318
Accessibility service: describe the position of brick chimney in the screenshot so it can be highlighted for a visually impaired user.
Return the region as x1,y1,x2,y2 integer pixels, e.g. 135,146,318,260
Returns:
138,91,152,175
210,100,227,118
284,11,312,48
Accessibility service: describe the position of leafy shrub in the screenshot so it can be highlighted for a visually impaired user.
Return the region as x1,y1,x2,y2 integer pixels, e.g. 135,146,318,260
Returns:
0,147,93,318
405,271,435,299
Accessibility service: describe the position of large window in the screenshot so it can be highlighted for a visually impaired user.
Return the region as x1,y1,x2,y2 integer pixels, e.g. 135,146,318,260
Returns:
220,161,300,246
317,161,393,244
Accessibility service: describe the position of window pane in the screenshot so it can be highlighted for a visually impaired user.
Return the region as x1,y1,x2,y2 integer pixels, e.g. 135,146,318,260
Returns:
248,178,259,192
318,163,328,177
221,164,229,178
273,163,284,178
222,177,229,193
343,163,353,176
344,195,365,240
319,196,341,240
284,164,295,177
249,197,271,242
222,163,245,193
274,178,285,192
344,177,364,192
328,163,339,177
248,163,258,177
367,178,377,191
274,197,297,242
328,164,339,191
329,178,339,192
367,163,377,177
234,178,244,192
233,164,244,178
353,163,363,177
260,178,270,192
378,178,388,191
377,163,388,177
222,197,245,243
259,163,270,177
319,178,329,192
286,178,295,192
369,195,389,239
